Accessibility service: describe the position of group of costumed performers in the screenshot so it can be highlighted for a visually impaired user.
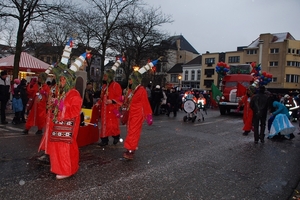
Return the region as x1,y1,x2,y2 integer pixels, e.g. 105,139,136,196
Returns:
38,38,85,179
96,58,123,146
22,73,50,135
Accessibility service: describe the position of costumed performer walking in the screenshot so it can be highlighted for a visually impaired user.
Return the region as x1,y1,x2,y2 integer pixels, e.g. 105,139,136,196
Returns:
42,40,84,179
22,72,50,135
238,86,255,136
122,57,162,160
96,58,123,146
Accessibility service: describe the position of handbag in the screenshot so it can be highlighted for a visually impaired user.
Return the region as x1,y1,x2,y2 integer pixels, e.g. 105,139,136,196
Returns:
120,107,129,125
26,98,34,111
49,119,75,144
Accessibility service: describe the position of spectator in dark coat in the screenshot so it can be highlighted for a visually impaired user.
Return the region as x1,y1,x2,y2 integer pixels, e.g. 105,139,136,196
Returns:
250,86,270,144
166,87,179,117
151,85,163,115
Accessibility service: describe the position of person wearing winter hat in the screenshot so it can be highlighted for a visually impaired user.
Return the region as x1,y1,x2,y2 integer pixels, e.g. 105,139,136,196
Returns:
0,70,10,124
96,60,123,146
122,57,162,160
39,47,84,180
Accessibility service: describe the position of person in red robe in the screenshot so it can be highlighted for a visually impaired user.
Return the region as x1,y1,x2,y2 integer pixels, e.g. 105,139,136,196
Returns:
22,73,50,135
40,47,84,179
122,57,162,160
238,86,256,136
96,69,122,146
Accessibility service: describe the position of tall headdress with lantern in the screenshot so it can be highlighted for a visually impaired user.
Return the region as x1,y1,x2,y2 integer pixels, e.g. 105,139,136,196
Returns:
49,37,87,93
129,57,163,90
103,56,123,85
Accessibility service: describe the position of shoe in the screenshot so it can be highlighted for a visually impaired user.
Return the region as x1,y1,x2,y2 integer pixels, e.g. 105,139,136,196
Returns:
56,175,70,180
242,131,249,136
37,154,50,163
21,119,26,123
22,130,29,135
12,121,17,125
98,141,108,146
260,139,265,143
35,130,43,135
254,140,258,144
198,119,201,122
1,121,8,125
123,150,134,160
202,117,204,121
113,138,119,145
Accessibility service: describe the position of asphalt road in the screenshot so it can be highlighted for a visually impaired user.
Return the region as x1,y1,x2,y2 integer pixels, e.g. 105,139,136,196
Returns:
0,108,300,200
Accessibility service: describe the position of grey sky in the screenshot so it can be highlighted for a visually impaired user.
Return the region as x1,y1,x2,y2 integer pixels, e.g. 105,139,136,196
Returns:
147,0,300,54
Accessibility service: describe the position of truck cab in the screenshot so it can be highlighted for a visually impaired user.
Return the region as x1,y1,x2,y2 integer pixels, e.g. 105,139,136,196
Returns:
218,64,254,115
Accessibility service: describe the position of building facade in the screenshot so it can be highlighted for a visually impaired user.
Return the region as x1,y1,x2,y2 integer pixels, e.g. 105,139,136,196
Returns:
200,32,300,93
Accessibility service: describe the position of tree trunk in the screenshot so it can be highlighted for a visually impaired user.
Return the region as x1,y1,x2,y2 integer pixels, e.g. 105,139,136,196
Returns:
13,24,25,80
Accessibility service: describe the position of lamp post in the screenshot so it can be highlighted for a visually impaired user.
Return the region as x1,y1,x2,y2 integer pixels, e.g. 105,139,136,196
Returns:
178,75,182,89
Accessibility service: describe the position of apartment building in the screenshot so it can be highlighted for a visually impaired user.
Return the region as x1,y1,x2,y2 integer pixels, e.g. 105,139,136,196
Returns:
200,32,300,93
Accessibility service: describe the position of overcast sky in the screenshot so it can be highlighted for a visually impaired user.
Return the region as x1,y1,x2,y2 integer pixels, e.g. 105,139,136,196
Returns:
146,0,300,54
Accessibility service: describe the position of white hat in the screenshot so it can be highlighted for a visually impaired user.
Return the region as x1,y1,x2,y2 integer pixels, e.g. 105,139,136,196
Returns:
284,94,290,98
156,85,160,89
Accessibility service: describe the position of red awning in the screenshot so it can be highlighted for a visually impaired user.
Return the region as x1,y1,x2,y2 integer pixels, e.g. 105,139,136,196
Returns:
0,52,49,72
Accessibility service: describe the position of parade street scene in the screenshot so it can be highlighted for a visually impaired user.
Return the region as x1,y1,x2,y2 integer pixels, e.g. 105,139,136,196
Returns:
1,108,300,200
1,0,300,200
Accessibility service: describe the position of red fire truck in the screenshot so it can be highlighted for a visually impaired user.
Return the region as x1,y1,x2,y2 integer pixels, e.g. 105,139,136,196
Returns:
218,64,254,115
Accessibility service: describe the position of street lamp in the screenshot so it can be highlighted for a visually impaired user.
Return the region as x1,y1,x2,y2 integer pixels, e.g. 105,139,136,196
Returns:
178,75,182,88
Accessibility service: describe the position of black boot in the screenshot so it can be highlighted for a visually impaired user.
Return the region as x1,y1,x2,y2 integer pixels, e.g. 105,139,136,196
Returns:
99,137,109,146
113,135,120,145
22,129,29,135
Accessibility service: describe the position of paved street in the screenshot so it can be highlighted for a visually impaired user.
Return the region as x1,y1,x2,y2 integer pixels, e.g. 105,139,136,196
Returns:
0,108,300,200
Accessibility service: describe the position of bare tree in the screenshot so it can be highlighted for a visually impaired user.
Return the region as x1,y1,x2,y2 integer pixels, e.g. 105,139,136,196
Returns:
0,0,71,79
80,0,139,80
111,5,173,84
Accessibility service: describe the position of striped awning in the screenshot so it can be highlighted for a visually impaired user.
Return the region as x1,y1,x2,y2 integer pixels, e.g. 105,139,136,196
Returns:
0,52,50,72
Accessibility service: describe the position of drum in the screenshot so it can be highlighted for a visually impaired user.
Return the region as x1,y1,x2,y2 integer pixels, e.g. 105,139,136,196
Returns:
183,99,196,113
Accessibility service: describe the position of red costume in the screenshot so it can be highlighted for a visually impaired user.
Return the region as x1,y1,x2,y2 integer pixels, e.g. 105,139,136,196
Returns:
239,94,253,132
124,85,152,151
98,81,122,138
25,82,50,131
47,89,82,176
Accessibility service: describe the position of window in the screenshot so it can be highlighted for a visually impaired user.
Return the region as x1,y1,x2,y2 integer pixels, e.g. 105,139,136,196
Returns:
297,49,300,55
191,70,195,80
228,56,240,63
197,70,201,80
171,74,178,82
270,48,279,54
269,61,278,67
287,61,300,67
52,56,57,63
247,49,257,54
286,74,299,83
116,68,123,74
184,71,188,80
204,79,214,88
288,48,291,53
46,57,50,63
115,77,122,81
205,69,214,78
272,77,277,82
205,58,215,64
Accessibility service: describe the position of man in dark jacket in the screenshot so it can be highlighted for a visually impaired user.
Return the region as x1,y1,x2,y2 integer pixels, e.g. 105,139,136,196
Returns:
0,70,10,124
151,85,163,116
166,87,179,117
250,86,269,143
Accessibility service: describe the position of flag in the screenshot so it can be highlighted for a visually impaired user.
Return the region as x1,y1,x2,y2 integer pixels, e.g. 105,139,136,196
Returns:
211,83,222,102
236,82,247,97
